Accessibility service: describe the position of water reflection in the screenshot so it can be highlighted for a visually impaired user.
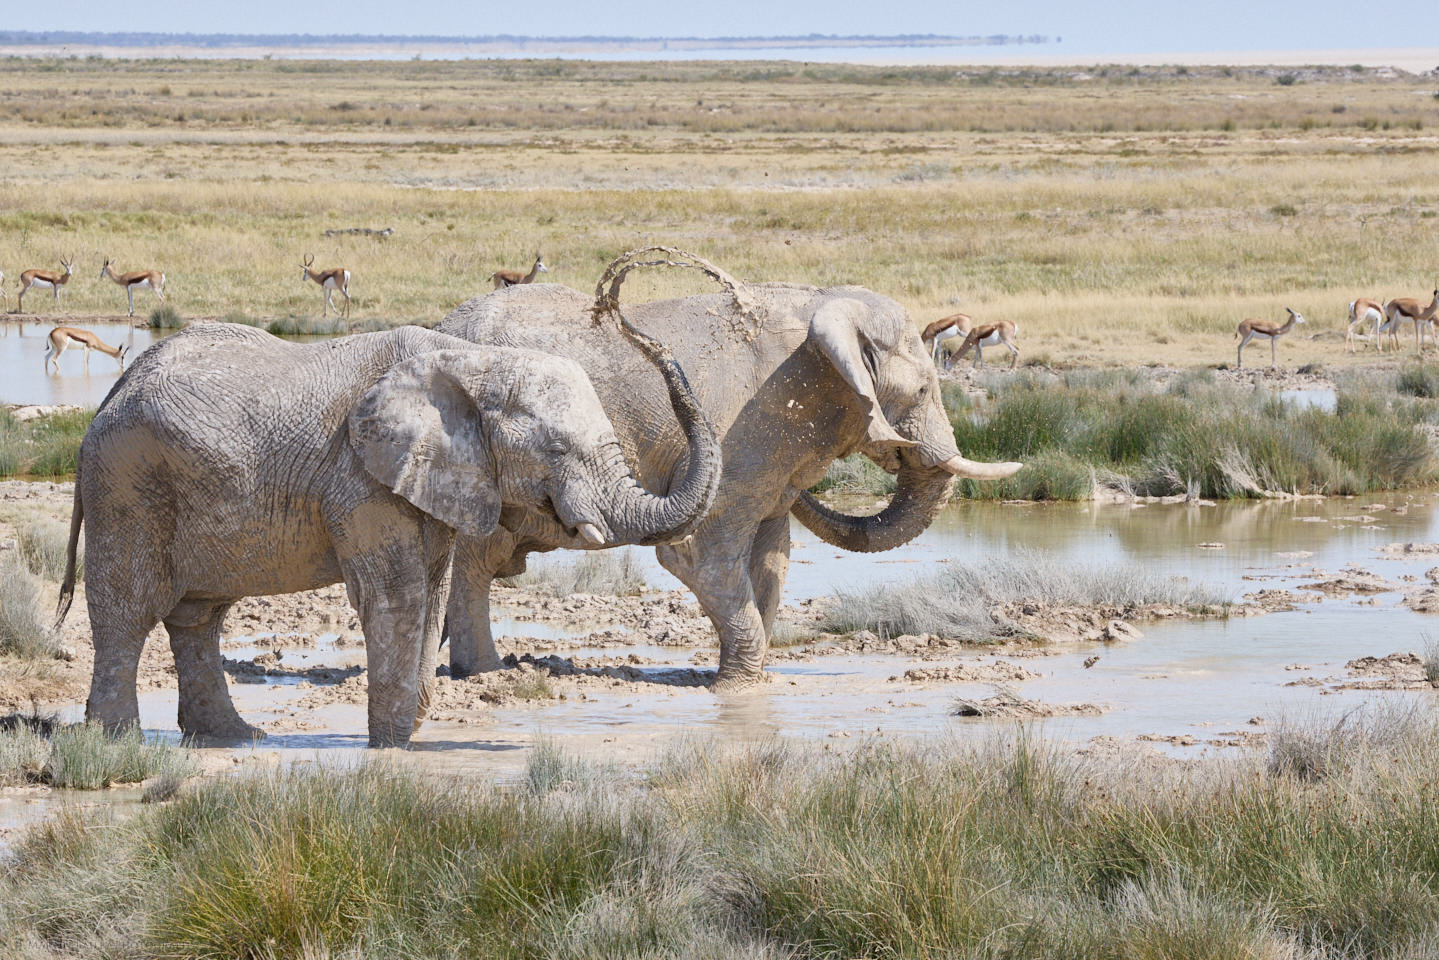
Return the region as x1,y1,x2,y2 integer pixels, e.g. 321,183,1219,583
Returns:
0,320,158,407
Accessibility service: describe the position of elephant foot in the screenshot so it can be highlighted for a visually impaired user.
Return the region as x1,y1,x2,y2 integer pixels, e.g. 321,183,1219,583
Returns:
85,698,141,734
449,657,503,681
710,669,765,693
179,715,266,745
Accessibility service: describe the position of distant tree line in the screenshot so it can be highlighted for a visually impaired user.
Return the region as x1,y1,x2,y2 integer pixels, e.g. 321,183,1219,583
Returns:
0,31,1053,49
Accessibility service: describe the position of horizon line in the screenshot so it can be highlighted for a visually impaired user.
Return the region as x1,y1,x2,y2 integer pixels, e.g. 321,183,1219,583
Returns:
0,30,1056,47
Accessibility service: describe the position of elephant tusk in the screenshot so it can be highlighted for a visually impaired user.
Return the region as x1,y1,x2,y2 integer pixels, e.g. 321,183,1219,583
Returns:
941,455,1023,481
576,522,606,545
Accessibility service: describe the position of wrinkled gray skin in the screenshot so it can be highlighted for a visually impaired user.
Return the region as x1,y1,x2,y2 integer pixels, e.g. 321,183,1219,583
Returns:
438,282,1021,687
63,322,719,747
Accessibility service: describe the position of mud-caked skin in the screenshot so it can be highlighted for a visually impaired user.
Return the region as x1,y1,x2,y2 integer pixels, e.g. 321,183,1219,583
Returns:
438,282,1021,687
66,322,719,747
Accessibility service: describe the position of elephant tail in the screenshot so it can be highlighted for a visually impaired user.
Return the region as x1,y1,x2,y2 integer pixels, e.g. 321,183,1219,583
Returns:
53,470,82,631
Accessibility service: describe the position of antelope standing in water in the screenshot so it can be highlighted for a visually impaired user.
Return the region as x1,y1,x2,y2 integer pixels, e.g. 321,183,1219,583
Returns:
17,258,73,313
44,326,128,373
100,258,167,317
488,252,547,289
1235,308,1305,369
300,255,351,319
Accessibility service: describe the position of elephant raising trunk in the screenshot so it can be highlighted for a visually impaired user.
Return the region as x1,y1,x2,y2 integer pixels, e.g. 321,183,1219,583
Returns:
593,317,721,547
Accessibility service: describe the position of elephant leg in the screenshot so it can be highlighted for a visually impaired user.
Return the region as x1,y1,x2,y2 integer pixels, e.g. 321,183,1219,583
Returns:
86,615,157,733
749,514,791,639
348,571,427,747
165,599,263,742
446,530,518,678
414,535,454,732
658,531,768,688
84,537,176,732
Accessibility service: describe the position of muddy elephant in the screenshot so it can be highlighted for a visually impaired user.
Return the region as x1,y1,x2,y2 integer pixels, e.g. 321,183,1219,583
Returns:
437,274,1021,687
57,321,719,747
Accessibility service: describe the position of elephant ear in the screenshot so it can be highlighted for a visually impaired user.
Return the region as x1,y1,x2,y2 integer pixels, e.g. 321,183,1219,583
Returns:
348,350,501,540
808,297,917,452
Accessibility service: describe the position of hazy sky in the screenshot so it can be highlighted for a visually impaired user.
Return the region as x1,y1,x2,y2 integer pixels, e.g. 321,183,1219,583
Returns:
21,0,1439,55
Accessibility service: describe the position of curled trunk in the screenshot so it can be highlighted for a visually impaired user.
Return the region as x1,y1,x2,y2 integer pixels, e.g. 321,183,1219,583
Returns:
599,319,722,546
790,459,954,553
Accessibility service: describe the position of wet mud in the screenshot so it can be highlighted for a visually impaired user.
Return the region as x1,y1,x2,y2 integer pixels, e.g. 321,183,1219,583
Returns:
3,477,1439,834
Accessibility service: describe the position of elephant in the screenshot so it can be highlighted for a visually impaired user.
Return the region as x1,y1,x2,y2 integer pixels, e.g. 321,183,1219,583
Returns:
55,321,720,747
436,273,1022,688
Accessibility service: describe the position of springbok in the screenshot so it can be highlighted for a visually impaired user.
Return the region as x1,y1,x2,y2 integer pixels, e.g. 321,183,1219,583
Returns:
1235,308,1304,370
920,312,973,367
100,258,166,317
950,320,1020,370
17,258,73,314
1381,289,1439,353
300,255,351,318
1346,298,1385,353
489,252,547,289
44,326,127,373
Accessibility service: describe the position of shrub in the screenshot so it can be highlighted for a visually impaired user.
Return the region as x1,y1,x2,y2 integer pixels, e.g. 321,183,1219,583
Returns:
505,548,648,596
810,453,897,495
17,516,77,582
1396,365,1439,398
148,303,183,328
821,550,1226,640
0,555,61,659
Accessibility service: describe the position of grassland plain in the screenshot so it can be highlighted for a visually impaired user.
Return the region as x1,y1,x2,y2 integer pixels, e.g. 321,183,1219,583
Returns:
0,59,1438,367
3,717,1439,959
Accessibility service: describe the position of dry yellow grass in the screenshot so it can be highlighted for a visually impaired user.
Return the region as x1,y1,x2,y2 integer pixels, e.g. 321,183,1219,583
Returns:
1,57,1437,366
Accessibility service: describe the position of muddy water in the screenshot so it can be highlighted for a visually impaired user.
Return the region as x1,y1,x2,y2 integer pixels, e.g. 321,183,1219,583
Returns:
53,488,1433,788
0,321,159,407
8,490,1439,850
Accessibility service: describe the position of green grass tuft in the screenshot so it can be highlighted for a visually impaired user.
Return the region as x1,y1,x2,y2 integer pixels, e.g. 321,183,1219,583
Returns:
1396,364,1439,398
951,370,1435,500
809,452,898,495
41,724,192,790
0,718,191,789
5,717,1439,957
0,408,95,480
147,303,183,328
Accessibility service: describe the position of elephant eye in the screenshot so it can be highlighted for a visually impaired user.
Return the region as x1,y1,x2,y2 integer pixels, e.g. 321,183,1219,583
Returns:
543,437,570,456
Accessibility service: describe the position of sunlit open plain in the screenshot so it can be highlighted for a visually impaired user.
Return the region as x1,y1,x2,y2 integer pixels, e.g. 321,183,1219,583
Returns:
2,57,1438,367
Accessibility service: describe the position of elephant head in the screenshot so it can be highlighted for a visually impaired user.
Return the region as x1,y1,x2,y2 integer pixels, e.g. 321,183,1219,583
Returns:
347,339,720,549
791,292,1022,552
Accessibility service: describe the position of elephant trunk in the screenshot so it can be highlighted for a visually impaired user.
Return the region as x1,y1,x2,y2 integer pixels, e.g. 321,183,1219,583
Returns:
790,456,956,553
596,320,721,546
